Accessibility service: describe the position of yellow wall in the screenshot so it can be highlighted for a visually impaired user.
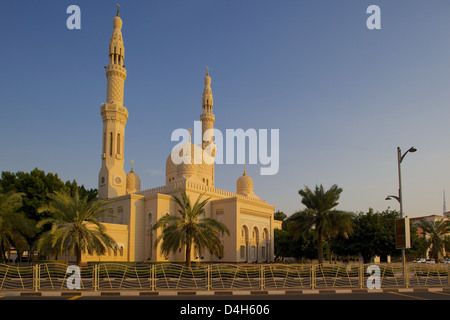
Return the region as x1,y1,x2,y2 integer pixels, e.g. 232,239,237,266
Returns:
82,222,129,263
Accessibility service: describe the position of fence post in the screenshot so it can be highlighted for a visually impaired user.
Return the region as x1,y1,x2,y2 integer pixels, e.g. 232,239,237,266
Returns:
97,264,100,291
405,263,409,288
92,265,95,291
93,264,99,291
360,264,364,289
260,265,264,290
32,265,36,292
311,265,315,290
207,265,211,291
151,264,155,292
33,265,39,292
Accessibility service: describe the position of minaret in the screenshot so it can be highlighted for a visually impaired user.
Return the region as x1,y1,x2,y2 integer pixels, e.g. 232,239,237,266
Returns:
98,6,128,199
444,190,447,216
200,67,215,149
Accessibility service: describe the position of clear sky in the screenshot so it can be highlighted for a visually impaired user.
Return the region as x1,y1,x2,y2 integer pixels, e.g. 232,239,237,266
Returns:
1,0,450,218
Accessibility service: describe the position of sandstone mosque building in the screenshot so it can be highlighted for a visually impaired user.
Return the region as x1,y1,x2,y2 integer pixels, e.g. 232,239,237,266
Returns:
85,9,277,263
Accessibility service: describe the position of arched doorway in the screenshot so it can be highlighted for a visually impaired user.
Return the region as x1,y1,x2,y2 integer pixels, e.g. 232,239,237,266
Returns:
240,225,249,262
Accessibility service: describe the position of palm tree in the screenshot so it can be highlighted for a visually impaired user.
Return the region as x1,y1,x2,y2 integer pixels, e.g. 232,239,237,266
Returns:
37,189,117,267
290,184,354,264
152,189,230,268
0,190,35,262
418,218,450,262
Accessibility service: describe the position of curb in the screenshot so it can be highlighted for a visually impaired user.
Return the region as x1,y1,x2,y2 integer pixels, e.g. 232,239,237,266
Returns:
1,287,450,297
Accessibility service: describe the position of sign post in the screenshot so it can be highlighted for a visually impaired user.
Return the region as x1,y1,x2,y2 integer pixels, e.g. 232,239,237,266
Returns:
395,217,411,250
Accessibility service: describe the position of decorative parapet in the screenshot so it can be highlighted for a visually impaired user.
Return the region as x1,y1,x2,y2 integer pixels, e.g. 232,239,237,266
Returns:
135,180,267,204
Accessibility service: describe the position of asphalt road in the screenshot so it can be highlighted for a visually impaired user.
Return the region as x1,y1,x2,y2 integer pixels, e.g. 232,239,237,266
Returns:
0,291,443,319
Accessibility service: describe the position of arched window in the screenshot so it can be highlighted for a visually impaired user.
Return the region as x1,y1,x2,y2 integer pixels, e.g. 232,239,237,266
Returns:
240,225,249,262
253,227,259,242
110,132,113,156
117,133,121,154
103,132,106,155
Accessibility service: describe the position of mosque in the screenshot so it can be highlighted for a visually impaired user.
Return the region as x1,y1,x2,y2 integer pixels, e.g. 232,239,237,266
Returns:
85,9,278,263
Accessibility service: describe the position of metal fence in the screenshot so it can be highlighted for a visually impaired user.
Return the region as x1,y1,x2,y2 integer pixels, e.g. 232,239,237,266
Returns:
1,262,449,291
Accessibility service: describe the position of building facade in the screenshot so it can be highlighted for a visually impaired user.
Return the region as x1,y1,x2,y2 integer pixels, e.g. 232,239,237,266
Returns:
83,10,276,263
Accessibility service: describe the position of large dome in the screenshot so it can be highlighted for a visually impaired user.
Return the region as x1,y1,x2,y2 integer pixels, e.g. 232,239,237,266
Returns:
166,142,214,186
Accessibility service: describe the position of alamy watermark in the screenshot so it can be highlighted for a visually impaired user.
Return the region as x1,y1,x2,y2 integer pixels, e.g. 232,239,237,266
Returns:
366,265,381,290
66,4,381,31
66,5,81,30
66,265,81,289
170,121,279,175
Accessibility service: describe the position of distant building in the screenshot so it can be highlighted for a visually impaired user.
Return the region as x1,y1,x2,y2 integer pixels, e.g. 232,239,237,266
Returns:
410,214,447,238
410,214,450,259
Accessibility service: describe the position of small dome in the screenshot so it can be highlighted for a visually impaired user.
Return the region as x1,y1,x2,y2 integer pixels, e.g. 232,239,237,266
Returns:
236,170,256,197
126,164,140,194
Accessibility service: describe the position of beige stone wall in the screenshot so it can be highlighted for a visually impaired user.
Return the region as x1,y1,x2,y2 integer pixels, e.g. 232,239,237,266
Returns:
237,199,274,263
143,193,172,262
83,186,275,263
82,222,129,263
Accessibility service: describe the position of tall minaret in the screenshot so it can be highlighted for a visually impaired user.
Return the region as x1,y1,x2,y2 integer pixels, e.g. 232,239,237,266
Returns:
200,67,215,149
98,6,128,199
444,190,447,216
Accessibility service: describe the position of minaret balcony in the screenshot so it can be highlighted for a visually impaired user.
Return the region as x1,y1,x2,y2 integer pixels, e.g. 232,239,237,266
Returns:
106,64,127,79
101,103,128,116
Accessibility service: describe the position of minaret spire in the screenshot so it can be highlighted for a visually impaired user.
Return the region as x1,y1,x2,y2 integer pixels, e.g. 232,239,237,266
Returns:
200,67,215,149
98,7,129,199
202,66,213,113
444,190,447,215
200,67,216,187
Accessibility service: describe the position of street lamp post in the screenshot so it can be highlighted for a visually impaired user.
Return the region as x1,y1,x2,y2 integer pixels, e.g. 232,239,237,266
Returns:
386,146,416,284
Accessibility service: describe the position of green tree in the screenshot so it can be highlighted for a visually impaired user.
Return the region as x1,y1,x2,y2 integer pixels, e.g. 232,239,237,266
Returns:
65,179,98,202
274,227,318,262
406,223,428,260
152,189,230,268
36,190,116,267
331,208,399,263
0,168,98,260
0,169,66,221
274,210,287,221
418,218,450,262
0,169,97,222
290,184,354,264
0,190,36,262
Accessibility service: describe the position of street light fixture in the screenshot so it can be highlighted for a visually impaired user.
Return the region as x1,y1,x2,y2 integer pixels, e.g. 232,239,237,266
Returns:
385,195,400,202
397,146,417,220
386,146,416,284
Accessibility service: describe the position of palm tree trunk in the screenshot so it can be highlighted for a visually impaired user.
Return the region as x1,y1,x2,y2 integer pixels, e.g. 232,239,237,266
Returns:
185,240,191,269
317,229,324,265
76,246,82,267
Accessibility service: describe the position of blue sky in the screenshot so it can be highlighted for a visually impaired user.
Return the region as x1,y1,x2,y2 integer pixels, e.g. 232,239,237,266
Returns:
1,1,450,218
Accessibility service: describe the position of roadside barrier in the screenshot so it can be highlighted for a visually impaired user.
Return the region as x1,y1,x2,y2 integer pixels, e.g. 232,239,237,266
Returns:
0,262,449,291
